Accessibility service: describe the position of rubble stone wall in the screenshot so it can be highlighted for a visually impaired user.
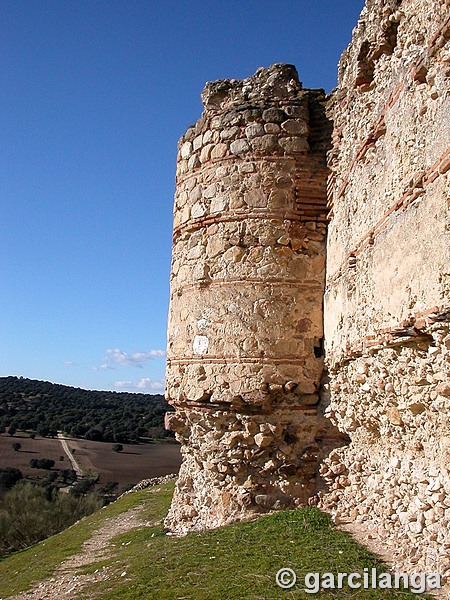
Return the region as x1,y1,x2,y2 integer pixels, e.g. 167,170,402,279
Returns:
164,65,343,533
322,0,450,574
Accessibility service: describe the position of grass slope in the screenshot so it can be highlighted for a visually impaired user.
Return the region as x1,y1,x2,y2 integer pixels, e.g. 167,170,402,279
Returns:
0,482,432,599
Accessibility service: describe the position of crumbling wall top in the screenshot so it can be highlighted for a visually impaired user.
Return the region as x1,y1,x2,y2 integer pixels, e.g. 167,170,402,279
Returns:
201,63,304,111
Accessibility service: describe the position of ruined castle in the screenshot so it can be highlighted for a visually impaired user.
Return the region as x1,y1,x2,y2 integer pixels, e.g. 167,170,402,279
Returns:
164,0,450,576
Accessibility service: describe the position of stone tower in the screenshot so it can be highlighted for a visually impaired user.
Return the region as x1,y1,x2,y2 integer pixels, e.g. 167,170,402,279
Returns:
164,64,339,533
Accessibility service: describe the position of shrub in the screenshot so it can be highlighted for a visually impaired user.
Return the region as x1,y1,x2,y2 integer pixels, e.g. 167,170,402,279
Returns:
69,478,96,497
99,481,119,502
60,469,76,485
0,482,102,555
0,468,23,492
29,459,55,470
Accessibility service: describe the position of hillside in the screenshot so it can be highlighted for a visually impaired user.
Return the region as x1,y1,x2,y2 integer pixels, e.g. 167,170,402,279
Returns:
0,433,181,494
0,376,172,443
0,478,434,600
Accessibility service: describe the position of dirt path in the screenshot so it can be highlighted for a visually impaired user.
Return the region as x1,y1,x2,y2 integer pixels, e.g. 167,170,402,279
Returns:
57,434,83,478
9,504,153,600
338,521,450,599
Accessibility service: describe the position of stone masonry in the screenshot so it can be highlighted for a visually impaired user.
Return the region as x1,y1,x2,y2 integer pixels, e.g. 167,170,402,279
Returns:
164,64,343,533
320,0,450,577
164,0,450,578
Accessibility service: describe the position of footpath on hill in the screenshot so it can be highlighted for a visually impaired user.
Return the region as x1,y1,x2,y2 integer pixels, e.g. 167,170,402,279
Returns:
57,433,83,478
9,504,146,599
6,475,175,600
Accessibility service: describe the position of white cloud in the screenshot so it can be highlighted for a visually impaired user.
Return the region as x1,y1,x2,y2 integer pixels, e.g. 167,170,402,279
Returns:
64,361,78,366
106,348,166,368
92,347,166,373
92,363,115,372
115,380,132,387
115,378,165,393
136,378,165,391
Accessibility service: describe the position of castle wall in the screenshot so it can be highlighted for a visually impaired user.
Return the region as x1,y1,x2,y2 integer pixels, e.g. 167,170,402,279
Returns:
164,65,341,533
163,0,450,576
323,0,450,574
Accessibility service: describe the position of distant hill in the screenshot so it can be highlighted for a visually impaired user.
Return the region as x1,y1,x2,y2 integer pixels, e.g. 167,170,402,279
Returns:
0,376,173,443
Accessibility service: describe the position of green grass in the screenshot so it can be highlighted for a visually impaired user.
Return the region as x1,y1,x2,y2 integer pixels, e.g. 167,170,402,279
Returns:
0,482,434,599
0,484,174,597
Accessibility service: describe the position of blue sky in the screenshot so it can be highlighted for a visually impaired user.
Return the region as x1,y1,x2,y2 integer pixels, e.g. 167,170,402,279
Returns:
0,0,364,393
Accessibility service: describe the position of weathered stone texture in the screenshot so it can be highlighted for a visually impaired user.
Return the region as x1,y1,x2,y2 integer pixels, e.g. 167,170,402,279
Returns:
326,0,450,355
163,0,450,578
164,64,340,533
323,0,450,577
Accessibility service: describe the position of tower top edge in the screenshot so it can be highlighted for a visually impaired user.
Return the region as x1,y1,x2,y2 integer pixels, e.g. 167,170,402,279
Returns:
201,63,310,111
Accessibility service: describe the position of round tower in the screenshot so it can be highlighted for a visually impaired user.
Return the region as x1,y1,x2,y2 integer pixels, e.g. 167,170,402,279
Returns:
165,64,333,532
